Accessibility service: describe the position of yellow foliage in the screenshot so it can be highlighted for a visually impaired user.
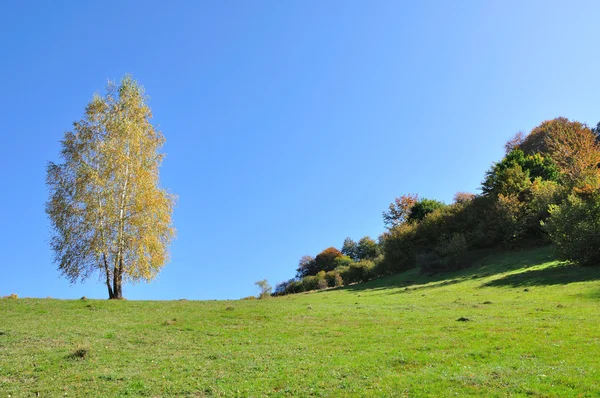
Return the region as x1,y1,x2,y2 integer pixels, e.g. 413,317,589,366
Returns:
46,76,175,299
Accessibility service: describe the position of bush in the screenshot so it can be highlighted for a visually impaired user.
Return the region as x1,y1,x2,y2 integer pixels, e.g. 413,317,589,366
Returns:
523,179,563,241
371,254,386,277
286,280,304,294
494,194,527,244
333,255,354,269
325,271,344,287
301,275,319,292
316,271,328,290
545,193,600,266
435,233,468,257
416,252,441,273
379,223,417,274
416,233,470,274
340,260,375,284
274,279,296,296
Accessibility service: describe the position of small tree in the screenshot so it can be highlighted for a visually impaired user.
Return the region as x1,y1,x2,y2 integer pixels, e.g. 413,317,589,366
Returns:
46,76,175,299
382,194,418,229
255,279,272,299
341,237,358,261
407,198,446,223
545,193,600,266
544,121,600,185
356,236,379,260
314,247,343,273
296,255,316,278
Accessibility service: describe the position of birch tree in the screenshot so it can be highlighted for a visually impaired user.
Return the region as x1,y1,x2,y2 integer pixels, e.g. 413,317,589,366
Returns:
46,76,175,299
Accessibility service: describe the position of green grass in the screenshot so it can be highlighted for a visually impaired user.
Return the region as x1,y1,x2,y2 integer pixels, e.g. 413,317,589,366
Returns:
2,247,600,397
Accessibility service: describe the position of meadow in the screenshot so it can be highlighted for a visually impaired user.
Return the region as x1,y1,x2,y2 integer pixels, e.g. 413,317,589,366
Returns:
1,247,600,397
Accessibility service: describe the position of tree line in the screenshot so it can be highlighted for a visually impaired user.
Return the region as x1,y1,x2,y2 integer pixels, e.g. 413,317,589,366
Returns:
273,117,600,296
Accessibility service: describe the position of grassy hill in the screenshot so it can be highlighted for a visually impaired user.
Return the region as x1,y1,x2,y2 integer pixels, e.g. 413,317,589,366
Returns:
2,247,600,397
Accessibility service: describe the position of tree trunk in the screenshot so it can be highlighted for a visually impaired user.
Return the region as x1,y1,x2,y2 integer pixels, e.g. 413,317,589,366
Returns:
113,280,123,299
111,258,124,299
103,254,115,299
107,284,115,299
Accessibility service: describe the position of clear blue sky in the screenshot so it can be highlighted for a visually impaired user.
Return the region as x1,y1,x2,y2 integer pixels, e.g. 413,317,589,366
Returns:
1,1,599,300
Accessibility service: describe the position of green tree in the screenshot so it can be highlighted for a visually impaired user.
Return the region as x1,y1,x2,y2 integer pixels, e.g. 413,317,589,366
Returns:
379,223,417,274
341,237,358,261
544,193,600,266
482,149,559,196
408,198,446,223
46,76,176,299
356,236,379,260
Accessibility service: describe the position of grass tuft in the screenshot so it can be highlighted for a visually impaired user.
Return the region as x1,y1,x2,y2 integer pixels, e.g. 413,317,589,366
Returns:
67,348,89,360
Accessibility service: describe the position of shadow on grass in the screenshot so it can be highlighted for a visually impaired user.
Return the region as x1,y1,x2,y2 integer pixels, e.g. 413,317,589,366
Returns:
337,246,594,295
481,263,600,288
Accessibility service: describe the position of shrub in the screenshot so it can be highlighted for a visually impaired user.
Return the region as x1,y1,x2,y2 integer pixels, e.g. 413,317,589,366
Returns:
416,252,442,273
371,254,386,277
325,271,343,287
416,233,470,274
286,280,305,294
379,223,417,274
333,255,354,269
301,275,319,292
435,233,468,258
545,193,600,266
333,272,343,287
494,193,527,244
316,271,328,290
342,260,375,284
274,279,296,296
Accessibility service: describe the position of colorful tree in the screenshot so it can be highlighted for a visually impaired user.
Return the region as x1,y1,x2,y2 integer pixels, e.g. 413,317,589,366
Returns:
314,247,343,272
46,76,175,299
382,194,418,228
543,120,600,185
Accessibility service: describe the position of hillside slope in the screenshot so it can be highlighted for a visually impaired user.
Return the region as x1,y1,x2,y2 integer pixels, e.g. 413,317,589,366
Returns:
1,247,600,397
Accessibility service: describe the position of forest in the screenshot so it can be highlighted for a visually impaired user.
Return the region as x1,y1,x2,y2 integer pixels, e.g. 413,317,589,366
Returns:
274,117,600,296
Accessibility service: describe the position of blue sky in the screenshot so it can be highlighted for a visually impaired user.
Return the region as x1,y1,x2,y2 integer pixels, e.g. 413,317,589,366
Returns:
1,1,599,300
